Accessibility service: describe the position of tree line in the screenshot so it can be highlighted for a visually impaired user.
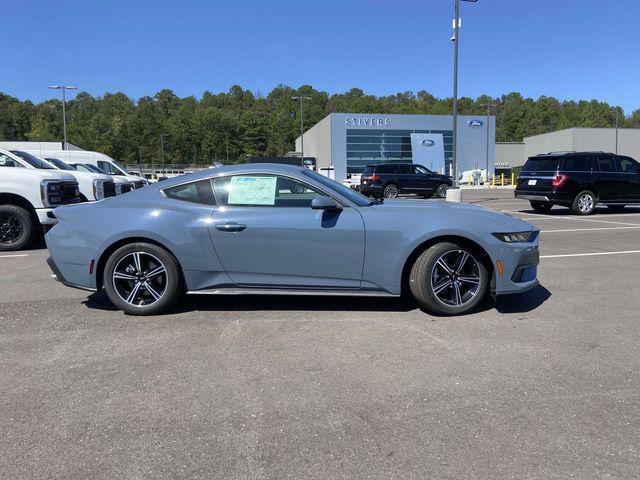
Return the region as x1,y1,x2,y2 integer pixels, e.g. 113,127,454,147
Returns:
1,85,638,165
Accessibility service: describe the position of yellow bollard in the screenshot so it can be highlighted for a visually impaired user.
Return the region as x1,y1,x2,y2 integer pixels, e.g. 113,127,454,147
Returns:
468,178,471,187
501,173,504,187
511,172,515,187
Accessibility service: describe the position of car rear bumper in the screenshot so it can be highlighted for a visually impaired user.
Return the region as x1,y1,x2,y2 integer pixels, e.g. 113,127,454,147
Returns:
515,189,573,205
360,185,383,195
46,256,97,292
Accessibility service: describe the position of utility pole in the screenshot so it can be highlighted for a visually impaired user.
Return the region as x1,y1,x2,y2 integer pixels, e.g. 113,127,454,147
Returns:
226,132,230,163
612,108,620,154
160,133,167,172
49,85,78,150
292,95,311,164
479,102,496,186
451,0,478,184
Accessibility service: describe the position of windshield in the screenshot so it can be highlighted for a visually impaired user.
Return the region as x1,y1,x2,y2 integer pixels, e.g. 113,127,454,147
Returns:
111,160,129,175
302,170,371,207
10,150,55,170
84,164,106,173
522,156,560,172
45,157,75,171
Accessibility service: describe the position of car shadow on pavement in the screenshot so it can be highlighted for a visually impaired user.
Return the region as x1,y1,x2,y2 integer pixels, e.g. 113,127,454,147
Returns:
84,286,550,316
83,290,416,313
494,285,551,314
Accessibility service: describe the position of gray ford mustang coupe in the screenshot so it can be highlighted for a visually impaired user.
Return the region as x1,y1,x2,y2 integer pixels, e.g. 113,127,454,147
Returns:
46,164,540,316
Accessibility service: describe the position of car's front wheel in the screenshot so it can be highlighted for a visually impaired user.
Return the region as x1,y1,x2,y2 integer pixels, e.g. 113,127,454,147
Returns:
0,205,34,251
409,242,488,315
383,184,399,198
103,242,182,315
572,191,597,215
436,183,449,198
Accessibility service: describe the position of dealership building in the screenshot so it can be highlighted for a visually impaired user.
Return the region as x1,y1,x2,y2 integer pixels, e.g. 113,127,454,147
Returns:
296,113,495,181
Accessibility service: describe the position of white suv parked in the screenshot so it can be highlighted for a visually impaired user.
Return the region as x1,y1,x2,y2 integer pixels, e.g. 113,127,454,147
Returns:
0,149,80,251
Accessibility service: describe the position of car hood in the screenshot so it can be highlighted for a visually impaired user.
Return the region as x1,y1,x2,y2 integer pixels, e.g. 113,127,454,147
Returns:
370,199,534,232
65,170,112,182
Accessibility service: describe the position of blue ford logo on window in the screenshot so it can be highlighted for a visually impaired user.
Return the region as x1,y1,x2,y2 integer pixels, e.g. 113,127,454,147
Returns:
421,139,435,147
468,119,484,128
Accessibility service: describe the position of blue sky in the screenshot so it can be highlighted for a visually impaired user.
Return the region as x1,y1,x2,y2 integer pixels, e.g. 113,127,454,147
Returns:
2,0,639,113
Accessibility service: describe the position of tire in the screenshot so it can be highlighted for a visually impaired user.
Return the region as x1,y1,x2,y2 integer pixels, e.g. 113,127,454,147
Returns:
409,242,488,316
0,205,34,251
530,201,552,213
607,205,625,213
103,242,182,315
436,183,449,198
383,183,399,198
571,190,597,215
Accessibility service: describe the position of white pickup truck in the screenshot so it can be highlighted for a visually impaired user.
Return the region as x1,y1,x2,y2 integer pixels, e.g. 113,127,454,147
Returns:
10,151,117,201
0,148,81,251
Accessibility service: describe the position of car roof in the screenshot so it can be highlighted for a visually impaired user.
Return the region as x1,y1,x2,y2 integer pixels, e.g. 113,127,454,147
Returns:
151,163,308,189
532,151,613,157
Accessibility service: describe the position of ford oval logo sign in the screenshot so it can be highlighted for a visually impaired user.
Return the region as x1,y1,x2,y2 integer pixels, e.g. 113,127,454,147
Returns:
468,119,484,128
421,139,435,147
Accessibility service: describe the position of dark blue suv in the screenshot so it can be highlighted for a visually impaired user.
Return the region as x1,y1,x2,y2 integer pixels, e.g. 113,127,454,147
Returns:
360,163,453,199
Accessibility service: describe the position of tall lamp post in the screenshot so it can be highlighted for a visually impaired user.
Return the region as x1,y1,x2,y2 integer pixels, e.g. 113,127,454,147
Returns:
160,133,168,172
611,108,620,154
479,102,496,185
292,95,311,164
49,85,77,150
451,0,478,185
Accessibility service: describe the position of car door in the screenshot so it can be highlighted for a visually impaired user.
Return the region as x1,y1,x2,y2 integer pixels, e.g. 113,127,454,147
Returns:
595,154,623,201
616,156,640,202
413,164,437,192
396,164,414,192
208,173,366,288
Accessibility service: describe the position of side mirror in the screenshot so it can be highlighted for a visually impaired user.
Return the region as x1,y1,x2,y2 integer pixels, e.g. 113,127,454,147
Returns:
311,196,341,210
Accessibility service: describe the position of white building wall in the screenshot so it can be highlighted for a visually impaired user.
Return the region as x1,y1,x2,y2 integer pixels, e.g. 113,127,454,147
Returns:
495,142,525,168
295,115,332,174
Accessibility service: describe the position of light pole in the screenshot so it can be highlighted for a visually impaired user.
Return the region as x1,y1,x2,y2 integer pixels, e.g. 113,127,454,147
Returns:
451,0,478,185
479,102,496,185
160,133,168,172
49,85,77,150
611,108,620,154
292,95,311,164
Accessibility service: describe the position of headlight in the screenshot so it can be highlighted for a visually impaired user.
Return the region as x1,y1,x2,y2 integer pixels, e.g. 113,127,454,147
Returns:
93,179,106,200
40,180,63,207
492,231,535,243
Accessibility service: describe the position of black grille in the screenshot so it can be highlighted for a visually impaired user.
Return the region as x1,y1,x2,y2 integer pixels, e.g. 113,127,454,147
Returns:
119,184,133,194
61,182,81,204
103,181,116,198
133,180,146,189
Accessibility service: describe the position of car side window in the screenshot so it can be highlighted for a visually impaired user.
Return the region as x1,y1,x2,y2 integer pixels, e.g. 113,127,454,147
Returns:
562,155,592,171
164,179,216,205
97,161,118,175
0,153,23,167
616,156,640,174
377,165,397,174
413,165,429,174
596,156,617,173
211,174,326,208
397,164,412,174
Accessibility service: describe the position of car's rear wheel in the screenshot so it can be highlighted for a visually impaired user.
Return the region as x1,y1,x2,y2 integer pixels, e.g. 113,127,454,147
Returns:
0,205,34,251
103,242,182,315
409,242,488,315
530,201,552,213
383,183,399,198
607,205,625,213
436,183,449,198
572,191,597,215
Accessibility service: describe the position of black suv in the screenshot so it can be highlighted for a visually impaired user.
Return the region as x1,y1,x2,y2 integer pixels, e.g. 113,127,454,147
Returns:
515,151,640,214
360,163,453,199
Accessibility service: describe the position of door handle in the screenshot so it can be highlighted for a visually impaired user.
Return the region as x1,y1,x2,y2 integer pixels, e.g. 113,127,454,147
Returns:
215,222,247,232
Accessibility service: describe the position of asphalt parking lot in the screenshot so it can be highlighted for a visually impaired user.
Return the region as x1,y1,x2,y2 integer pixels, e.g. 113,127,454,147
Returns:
2,189,640,479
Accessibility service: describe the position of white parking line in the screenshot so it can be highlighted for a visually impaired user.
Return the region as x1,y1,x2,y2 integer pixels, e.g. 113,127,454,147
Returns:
542,226,640,233
541,250,640,259
0,254,29,258
502,211,640,226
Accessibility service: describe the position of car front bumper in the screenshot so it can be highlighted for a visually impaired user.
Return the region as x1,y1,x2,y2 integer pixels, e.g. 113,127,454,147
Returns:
486,234,541,295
